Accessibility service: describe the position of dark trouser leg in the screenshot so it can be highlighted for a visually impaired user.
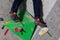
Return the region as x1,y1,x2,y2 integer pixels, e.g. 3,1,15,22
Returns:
33,0,43,19
10,0,24,13
33,0,47,27
10,0,24,21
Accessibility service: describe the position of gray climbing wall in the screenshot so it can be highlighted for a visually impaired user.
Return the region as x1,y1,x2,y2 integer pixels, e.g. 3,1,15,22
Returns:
32,0,60,40
0,0,59,40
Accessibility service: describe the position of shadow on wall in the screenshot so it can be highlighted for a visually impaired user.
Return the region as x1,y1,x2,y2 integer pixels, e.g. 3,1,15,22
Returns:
17,0,27,21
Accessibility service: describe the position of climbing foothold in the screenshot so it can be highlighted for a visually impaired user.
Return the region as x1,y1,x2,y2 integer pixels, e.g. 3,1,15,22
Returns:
29,16,32,18
14,28,22,32
2,26,5,29
4,29,9,36
39,27,48,36
0,18,4,21
3,21,9,24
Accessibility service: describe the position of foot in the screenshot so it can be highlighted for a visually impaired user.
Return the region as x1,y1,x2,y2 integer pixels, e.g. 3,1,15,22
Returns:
35,18,47,27
10,12,21,22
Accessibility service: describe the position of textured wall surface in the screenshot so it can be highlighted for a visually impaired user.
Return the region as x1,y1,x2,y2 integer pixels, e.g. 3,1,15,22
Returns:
32,0,60,40
27,0,57,19
0,0,58,40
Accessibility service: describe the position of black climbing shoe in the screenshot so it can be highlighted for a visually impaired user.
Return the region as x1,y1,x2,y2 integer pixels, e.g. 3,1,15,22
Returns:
35,18,47,27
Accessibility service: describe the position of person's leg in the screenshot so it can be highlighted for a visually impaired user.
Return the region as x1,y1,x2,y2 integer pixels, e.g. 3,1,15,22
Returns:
10,0,24,13
33,0,47,27
33,0,43,18
10,0,24,21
